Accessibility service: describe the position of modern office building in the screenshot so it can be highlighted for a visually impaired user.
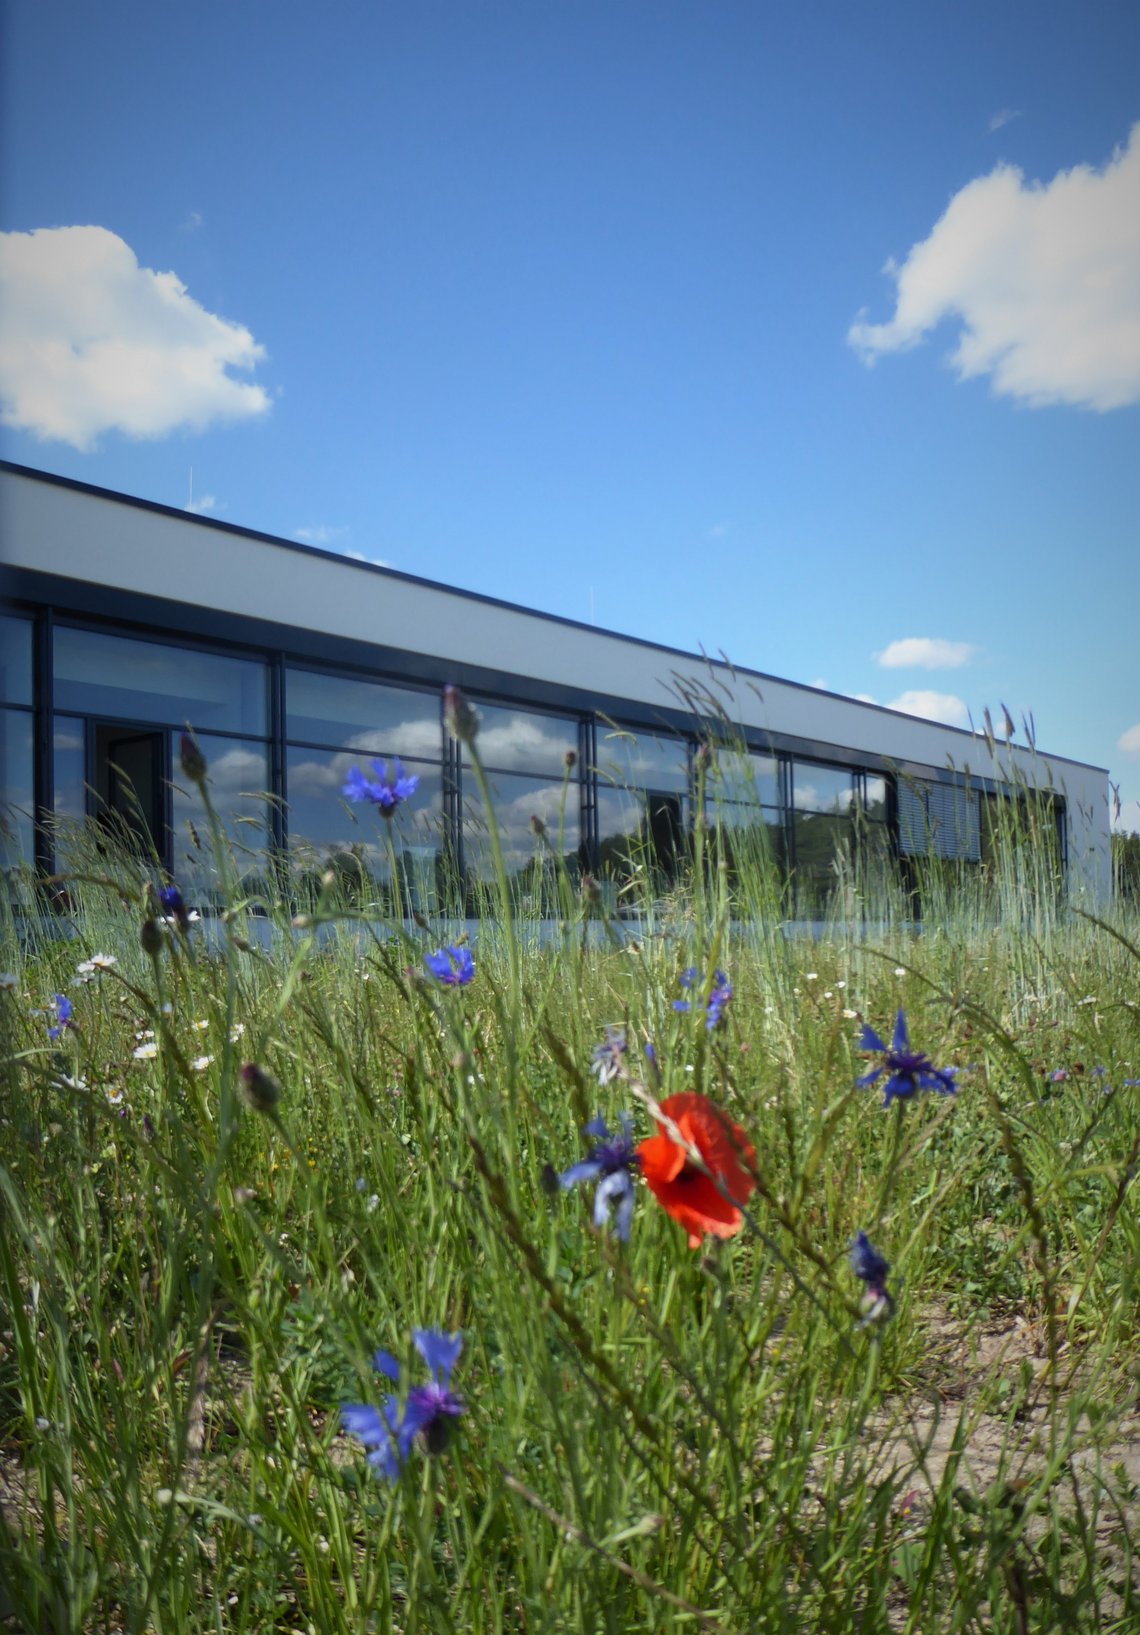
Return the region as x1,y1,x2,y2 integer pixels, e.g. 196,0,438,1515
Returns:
0,461,1111,910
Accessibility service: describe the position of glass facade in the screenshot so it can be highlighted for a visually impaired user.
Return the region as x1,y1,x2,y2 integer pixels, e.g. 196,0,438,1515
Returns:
0,598,1023,912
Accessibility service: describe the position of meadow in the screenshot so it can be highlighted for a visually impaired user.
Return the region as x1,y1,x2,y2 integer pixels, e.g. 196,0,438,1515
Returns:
2,709,1139,1634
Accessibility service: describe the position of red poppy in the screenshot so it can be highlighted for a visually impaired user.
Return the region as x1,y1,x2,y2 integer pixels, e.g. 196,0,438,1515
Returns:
635,1091,756,1248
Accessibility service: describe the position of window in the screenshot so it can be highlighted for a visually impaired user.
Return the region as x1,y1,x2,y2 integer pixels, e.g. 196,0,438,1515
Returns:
0,616,33,706
791,762,857,913
285,668,446,910
54,627,266,735
898,779,980,861
595,726,690,886
461,704,581,907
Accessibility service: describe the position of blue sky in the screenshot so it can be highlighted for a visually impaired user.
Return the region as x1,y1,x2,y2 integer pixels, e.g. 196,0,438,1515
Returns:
3,2,1139,827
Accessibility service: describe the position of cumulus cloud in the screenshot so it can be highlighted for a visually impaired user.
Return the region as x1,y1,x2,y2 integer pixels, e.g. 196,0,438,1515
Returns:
874,637,976,670
0,225,270,450
1118,723,1140,757
886,690,971,728
848,124,1140,411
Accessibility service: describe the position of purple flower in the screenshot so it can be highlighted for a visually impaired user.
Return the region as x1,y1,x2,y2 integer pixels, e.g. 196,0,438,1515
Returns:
424,945,475,987
557,1113,639,1241
158,883,192,934
856,1010,957,1107
849,1230,894,1325
341,1328,464,1481
673,967,733,1030
342,758,419,816
47,994,73,1041
590,1026,627,1085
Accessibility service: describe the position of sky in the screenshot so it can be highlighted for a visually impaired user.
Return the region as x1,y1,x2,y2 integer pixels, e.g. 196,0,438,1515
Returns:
2,1,1138,829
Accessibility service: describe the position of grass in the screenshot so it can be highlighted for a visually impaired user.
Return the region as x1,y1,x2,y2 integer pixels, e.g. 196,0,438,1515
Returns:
1,726,1139,1633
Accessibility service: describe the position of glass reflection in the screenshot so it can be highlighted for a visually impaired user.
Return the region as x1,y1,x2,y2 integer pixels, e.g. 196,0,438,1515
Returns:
463,773,580,884
53,716,86,823
286,669,441,755
55,627,266,735
707,748,780,809
864,776,888,820
286,747,445,909
170,733,271,899
596,728,689,793
0,617,33,705
461,704,578,776
0,708,34,870
792,764,856,814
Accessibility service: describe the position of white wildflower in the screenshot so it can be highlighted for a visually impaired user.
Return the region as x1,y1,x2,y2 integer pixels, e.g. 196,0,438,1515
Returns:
132,1041,159,1061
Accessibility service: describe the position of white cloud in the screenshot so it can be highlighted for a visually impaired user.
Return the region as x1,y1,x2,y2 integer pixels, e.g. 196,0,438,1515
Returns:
886,690,971,728
186,493,216,515
295,524,347,546
874,637,976,670
1117,723,1140,757
988,108,1022,133
344,548,391,568
849,124,1140,411
0,225,270,450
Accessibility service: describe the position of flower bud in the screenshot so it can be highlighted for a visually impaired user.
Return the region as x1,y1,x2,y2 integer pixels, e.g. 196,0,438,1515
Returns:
580,873,602,905
563,749,578,770
139,918,165,958
238,1062,281,1115
180,732,208,785
529,813,547,838
443,685,480,747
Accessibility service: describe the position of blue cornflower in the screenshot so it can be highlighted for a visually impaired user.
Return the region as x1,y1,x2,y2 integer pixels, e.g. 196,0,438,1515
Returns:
341,1328,464,1481
673,967,733,1030
424,945,475,987
557,1113,640,1241
158,883,192,934
849,1230,894,1325
342,758,420,816
47,994,73,1041
856,1010,957,1107
591,1026,627,1085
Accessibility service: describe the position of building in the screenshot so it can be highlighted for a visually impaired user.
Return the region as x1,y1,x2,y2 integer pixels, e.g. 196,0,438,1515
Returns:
0,461,1111,911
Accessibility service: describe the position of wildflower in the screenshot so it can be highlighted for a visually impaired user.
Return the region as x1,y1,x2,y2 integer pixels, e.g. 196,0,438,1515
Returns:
856,1010,957,1107
342,758,419,816
158,884,193,933
132,1041,159,1061
849,1230,894,1325
424,946,475,987
673,968,733,1031
636,1091,755,1249
76,953,116,976
190,1055,214,1073
590,1026,627,1085
556,1113,639,1241
443,684,480,746
47,994,74,1041
341,1329,464,1480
